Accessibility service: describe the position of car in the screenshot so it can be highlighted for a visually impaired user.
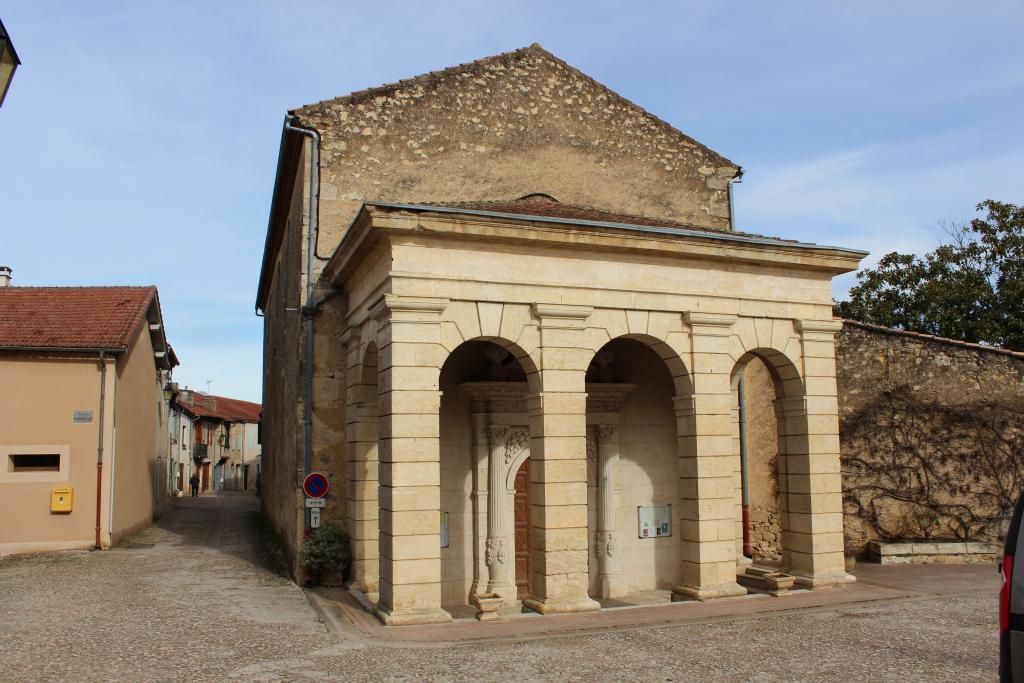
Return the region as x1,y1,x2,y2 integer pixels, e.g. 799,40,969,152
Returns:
1001,493,1024,681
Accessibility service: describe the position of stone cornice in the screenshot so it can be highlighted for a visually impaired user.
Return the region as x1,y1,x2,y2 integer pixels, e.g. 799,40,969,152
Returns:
585,383,637,413
685,312,738,329
461,381,529,414
532,303,594,329
369,294,449,322
341,205,866,278
795,319,843,334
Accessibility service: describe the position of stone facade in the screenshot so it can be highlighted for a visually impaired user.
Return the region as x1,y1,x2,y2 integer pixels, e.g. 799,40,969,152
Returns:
257,45,865,623
837,321,1024,553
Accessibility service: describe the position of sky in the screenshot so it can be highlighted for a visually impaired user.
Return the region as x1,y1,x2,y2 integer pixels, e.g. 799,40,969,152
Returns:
2,1,1022,402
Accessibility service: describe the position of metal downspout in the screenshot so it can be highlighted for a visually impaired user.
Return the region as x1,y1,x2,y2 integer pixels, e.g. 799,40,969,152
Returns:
283,114,321,532
738,374,752,558
95,351,107,549
728,169,744,230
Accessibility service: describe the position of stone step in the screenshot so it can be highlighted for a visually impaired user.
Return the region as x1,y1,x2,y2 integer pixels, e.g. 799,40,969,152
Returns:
736,567,796,597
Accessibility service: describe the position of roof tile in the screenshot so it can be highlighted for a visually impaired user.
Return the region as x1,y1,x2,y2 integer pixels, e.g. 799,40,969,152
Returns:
0,286,156,351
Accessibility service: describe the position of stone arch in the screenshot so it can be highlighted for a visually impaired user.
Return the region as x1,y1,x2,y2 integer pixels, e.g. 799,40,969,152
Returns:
437,337,537,609
463,335,542,395
347,340,381,594
584,334,690,600
729,345,807,574
598,332,693,397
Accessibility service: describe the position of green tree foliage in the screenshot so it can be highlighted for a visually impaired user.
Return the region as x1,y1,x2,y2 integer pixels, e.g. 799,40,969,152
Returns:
835,201,1024,350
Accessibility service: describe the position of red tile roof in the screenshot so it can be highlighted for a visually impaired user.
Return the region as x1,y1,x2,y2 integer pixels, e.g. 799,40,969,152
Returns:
418,194,805,245
0,286,157,351
176,391,261,422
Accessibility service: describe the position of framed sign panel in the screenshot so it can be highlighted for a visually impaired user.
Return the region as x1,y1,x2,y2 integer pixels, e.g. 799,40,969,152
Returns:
638,504,672,538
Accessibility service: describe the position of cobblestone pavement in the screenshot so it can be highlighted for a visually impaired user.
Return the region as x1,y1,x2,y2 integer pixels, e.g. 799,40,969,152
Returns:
0,493,998,682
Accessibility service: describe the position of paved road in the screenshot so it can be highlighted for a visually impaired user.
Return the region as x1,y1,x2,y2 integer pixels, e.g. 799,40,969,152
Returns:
0,493,999,681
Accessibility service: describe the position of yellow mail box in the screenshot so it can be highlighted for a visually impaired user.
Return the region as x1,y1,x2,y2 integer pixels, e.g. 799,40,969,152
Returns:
51,487,73,513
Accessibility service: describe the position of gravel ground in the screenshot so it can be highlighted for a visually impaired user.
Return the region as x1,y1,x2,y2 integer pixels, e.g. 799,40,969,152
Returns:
0,493,997,682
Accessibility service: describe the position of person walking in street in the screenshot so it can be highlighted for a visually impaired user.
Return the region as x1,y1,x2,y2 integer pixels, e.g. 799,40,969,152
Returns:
189,473,200,497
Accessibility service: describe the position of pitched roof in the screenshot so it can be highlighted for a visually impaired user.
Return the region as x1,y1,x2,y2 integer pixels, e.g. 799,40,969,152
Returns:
293,43,735,169
0,286,158,352
368,195,868,255
842,319,1024,360
176,391,261,422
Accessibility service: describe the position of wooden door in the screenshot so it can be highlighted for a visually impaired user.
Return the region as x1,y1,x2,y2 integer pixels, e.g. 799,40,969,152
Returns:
514,458,532,599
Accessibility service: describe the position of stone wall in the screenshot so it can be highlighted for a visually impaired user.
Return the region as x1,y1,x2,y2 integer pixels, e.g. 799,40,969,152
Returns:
260,148,308,579
837,321,1024,554
741,357,782,561
294,44,739,263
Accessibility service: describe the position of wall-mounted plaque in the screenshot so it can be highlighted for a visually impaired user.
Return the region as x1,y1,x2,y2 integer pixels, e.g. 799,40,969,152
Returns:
440,511,449,548
73,410,93,423
638,504,672,538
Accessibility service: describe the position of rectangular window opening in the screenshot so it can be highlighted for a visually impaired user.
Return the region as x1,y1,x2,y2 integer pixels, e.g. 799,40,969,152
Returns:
10,453,61,472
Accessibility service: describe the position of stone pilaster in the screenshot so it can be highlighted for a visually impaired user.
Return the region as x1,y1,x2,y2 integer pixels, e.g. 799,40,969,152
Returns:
484,424,516,598
371,295,452,625
522,304,600,614
672,312,747,602
468,412,488,598
784,319,854,588
594,423,627,598
343,325,379,594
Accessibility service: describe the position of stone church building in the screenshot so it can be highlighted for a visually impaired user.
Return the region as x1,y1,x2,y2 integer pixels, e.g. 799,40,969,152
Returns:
256,45,866,625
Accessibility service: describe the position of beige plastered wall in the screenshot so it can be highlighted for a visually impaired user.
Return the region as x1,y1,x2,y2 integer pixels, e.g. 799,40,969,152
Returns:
109,326,161,544
0,352,115,556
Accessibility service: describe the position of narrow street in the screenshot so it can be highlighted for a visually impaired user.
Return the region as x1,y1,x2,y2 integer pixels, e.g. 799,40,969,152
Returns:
0,493,999,682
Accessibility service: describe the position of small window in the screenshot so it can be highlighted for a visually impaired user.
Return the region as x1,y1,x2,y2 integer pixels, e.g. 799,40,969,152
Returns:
10,453,60,472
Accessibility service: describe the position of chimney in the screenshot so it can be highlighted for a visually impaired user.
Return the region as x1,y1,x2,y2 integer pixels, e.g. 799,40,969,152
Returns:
0,266,11,287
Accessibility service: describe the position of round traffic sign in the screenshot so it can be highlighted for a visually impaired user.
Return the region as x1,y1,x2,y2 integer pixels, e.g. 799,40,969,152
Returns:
303,472,329,498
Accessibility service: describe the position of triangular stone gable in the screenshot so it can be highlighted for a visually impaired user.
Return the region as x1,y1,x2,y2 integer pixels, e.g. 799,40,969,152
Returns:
294,44,740,252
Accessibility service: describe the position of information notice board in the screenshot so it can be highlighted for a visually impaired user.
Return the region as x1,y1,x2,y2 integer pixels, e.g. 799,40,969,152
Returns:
638,504,672,538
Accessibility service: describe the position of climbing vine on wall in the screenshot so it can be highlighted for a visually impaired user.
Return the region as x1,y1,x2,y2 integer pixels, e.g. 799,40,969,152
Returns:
841,387,1024,543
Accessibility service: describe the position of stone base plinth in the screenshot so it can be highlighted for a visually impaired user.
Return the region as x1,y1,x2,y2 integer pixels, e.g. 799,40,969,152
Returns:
598,573,629,600
791,571,857,590
374,606,452,626
522,595,601,614
866,540,999,565
671,582,747,602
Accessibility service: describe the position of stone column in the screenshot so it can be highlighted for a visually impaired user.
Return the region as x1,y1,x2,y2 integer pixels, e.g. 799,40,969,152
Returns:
784,320,853,588
522,304,599,614
672,312,747,602
343,325,379,594
594,423,626,598
371,295,451,625
468,412,489,598
484,424,516,598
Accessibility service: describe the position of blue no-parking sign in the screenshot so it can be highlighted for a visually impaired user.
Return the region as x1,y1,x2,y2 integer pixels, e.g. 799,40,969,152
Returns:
302,472,329,498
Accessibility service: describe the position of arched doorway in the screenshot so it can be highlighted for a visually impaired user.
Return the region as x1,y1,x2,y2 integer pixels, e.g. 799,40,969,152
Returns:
730,348,804,574
585,337,686,600
438,339,537,611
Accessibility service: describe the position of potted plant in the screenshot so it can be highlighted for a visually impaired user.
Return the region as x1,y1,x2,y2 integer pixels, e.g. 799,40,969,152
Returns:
302,521,351,586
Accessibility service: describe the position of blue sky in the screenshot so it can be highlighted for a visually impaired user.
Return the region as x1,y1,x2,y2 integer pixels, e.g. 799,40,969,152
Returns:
2,1,1022,401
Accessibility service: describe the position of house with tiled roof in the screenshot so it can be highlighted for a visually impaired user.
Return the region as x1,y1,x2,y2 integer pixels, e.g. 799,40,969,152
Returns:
256,45,867,624
0,271,178,556
170,389,261,495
